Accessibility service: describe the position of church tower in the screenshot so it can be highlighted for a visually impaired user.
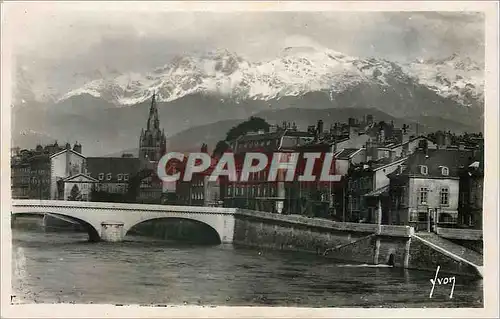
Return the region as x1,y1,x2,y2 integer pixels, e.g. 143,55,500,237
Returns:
139,92,167,169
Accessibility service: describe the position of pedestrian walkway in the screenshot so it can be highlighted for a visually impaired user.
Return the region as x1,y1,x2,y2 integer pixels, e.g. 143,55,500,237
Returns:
414,232,483,267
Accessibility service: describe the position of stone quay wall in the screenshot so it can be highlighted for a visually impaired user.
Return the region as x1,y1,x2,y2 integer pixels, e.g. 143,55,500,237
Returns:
233,209,378,255
232,210,482,277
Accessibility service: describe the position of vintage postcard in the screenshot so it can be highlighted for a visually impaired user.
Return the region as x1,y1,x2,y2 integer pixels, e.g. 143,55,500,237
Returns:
1,1,499,318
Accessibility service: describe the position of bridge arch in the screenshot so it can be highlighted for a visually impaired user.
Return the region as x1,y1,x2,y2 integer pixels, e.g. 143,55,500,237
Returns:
12,200,236,243
121,212,233,244
11,211,101,242
126,217,222,244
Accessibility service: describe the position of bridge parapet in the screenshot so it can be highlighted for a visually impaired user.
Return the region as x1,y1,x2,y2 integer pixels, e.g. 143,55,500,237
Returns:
377,225,415,238
12,200,237,215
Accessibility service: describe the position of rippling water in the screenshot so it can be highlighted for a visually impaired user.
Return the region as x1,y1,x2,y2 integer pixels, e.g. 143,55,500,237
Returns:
11,230,483,307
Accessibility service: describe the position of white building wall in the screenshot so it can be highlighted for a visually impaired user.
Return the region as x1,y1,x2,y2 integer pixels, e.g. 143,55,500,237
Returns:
50,150,86,199
373,160,407,190
64,178,94,201
408,177,459,212
335,159,350,176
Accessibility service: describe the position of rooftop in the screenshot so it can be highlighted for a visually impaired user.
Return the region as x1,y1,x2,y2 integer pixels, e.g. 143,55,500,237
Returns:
390,148,478,179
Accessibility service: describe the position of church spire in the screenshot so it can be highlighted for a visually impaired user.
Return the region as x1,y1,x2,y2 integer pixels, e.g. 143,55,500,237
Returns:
147,91,160,131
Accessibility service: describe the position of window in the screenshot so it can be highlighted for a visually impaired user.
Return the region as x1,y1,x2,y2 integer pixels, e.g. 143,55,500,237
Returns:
441,167,449,176
118,174,123,181
391,195,398,209
419,187,428,205
98,173,104,181
106,173,112,181
124,174,129,181
440,188,449,206
420,165,428,175
350,196,358,211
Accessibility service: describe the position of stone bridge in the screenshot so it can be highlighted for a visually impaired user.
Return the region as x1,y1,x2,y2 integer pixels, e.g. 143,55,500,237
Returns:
11,200,237,243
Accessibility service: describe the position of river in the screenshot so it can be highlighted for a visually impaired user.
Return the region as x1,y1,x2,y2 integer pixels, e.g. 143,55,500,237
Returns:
11,229,483,307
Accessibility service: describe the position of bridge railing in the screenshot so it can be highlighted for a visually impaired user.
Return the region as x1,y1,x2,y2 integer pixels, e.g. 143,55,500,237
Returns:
12,200,237,215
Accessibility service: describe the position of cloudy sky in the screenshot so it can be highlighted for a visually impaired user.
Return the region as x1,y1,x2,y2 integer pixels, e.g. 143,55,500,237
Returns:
6,2,485,96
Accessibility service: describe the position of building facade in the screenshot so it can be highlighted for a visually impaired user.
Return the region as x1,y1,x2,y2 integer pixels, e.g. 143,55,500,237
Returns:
11,142,66,199
62,173,98,201
49,144,86,200
458,160,484,229
388,148,475,231
86,156,140,198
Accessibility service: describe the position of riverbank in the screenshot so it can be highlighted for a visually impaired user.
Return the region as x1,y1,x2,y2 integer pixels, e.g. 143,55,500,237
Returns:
11,210,483,278
231,209,483,278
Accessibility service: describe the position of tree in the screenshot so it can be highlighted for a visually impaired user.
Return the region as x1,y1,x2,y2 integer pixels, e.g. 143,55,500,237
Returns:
213,116,270,158
126,168,156,203
225,116,270,141
68,184,82,201
212,140,229,158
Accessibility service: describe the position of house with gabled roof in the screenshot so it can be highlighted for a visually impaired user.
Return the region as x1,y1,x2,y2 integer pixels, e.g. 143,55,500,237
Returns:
388,147,476,231
62,173,99,201
49,143,86,200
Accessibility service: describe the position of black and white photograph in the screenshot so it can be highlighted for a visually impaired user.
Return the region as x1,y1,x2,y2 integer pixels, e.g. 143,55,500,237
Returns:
2,1,498,318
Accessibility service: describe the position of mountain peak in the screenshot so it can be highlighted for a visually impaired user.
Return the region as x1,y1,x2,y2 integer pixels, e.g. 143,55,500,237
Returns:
41,47,484,110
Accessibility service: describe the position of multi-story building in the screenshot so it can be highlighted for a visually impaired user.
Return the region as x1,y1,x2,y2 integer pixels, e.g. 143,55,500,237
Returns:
175,144,222,207
388,147,475,231
346,156,408,223
27,154,52,199
49,143,87,200
224,121,316,213
458,150,484,229
11,160,31,199
86,155,140,200
11,142,66,199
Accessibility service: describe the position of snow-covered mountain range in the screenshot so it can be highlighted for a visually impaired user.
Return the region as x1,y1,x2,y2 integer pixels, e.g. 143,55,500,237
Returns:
50,46,483,108
12,46,484,156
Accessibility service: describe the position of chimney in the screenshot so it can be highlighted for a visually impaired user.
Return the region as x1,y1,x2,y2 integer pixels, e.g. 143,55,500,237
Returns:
65,143,70,176
201,143,208,153
348,126,357,139
367,114,374,125
444,132,451,147
316,120,324,136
